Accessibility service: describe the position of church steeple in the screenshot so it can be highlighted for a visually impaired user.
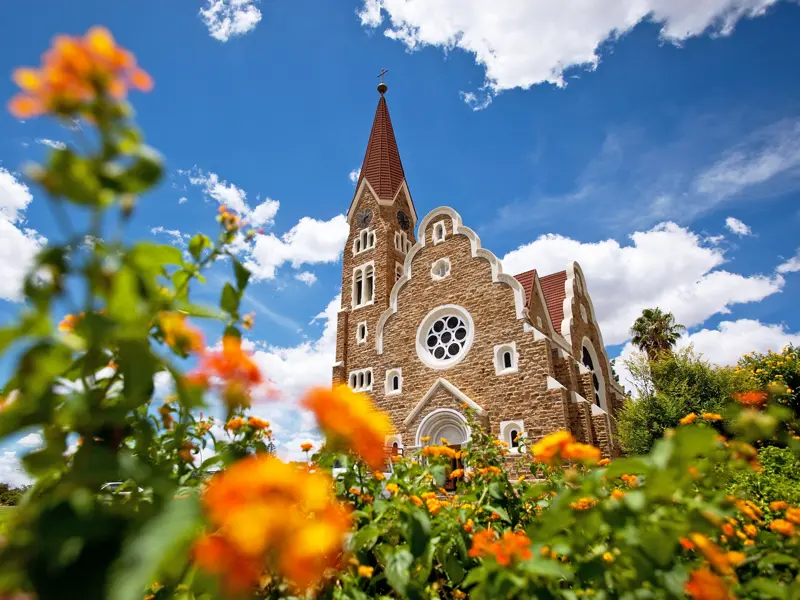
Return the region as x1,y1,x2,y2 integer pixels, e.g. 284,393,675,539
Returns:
356,83,407,202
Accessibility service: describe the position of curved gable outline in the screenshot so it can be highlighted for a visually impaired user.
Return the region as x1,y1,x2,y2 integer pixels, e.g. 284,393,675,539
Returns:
346,178,418,226
562,262,624,395
376,206,528,354
404,377,485,427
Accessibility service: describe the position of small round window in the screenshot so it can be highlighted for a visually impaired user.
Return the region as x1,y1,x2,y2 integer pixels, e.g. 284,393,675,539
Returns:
416,306,474,369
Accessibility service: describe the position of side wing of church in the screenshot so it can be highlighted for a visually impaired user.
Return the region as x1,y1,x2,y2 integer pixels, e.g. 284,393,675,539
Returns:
332,84,626,458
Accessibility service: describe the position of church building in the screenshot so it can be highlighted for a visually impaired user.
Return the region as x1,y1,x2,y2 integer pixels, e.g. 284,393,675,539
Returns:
332,82,626,459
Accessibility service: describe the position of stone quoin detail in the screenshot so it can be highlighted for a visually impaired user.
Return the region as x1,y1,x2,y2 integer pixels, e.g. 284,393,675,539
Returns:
332,85,625,459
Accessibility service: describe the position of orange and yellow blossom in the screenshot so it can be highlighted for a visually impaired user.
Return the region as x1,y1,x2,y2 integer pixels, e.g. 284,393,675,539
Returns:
468,530,533,566
191,336,265,409
248,416,270,430
611,489,626,500
9,26,153,119
769,519,796,536
357,565,374,578
562,441,602,463
195,455,351,592
385,483,399,495
423,445,459,460
160,312,204,355
598,457,611,466
569,497,598,511
702,413,723,421
688,533,735,577
300,442,313,452
680,413,698,425
734,390,768,407
685,568,735,600
769,501,788,511
301,385,392,471
225,416,245,431
449,468,465,480
58,313,83,332
785,507,800,525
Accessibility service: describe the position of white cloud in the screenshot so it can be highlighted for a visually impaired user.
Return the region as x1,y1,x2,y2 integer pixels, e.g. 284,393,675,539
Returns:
151,225,191,248
36,138,66,150
359,0,784,108
501,221,784,346
724,217,752,236
0,451,30,487
199,0,262,42
348,167,361,185
178,196,188,204
614,318,800,391
0,168,47,302
694,118,800,201
245,214,349,280
777,250,800,274
183,168,280,228
295,271,317,286
17,432,43,448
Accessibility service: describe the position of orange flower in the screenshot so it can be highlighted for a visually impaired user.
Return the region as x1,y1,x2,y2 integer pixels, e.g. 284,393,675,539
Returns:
193,534,263,595
702,413,723,421
735,499,763,522
688,533,735,576
225,417,245,431
598,458,611,466
476,466,502,476
611,489,626,500
198,455,351,591
409,495,423,507
769,501,788,512
620,474,640,487
248,416,270,430
422,445,458,460
531,430,574,464
602,552,614,563
680,413,698,425
300,442,313,452
468,530,532,566
357,565,374,578
348,487,361,496
769,519,796,536
786,507,800,525
725,551,746,567
449,468,465,480
743,524,757,538
192,336,264,409
9,26,153,119
160,312,205,355
58,312,83,332
178,440,196,462
301,385,392,471
385,483,399,495
463,518,474,533
569,497,598,511
679,537,695,551
734,390,768,407
562,442,602,464
685,568,734,600
158,403,174,430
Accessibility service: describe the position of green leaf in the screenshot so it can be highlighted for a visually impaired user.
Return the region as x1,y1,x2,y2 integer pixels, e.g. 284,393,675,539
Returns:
108,494,202,600
623,491,647,513
350,524,382,552
188,234,211,261
407,508,430,557
118,341,156,406
484,504,510,523
522,558,572,579
115,146,164,194
233,259,251,291
639,530,676,567
743,578,788,600
758,553,797,568
385,549,413,596
130,243,183,272
108,267,139,323
220,283,240,316
0,326,21,354
443,550,465,584
45,148,103,206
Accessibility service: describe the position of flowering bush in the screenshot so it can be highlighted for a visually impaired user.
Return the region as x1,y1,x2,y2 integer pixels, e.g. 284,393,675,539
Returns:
738,345,799,420
1,27,799,600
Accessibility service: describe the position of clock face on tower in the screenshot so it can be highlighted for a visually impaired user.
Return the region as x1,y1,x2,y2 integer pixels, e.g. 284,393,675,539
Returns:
356,209,372,228
397,210,410,231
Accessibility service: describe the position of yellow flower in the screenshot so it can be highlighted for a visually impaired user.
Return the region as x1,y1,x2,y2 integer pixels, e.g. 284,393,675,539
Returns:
769,519,796,536
531,430,573,464
453,590,467,599
769,500,788,511
611,490,625,500
373,471,385,480
679,413,698,425
301,385,393,470
602,552,614,563
786,507,800,525
58,312,83,332
744,524,757,538
440,437,449,445
248,416,270,430
702,413,722,421
421,436,431,443
160,312,205,355
569,497,597,511
357,565,373,578
225,417,245,431
385,483,399,495
448,468,464,480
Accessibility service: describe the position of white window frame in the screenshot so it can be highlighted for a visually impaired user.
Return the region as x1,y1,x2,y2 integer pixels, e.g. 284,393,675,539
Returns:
416,305,475,370
385,368,403,396
494,342,519,375
352,228,376,256
430,257,451,281
536,316,543,328
352,261,375,310
356,321,368,345
433,221,446,244
348,368,373,392
395,231,412,254
395,261,404,284
499,419,526,454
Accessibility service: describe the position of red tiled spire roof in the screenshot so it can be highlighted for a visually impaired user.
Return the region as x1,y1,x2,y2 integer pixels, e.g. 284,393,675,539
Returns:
357,90,406,201
513,268,568,331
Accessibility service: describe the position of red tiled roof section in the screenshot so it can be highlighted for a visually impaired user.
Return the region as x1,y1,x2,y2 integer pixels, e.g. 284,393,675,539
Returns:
357,94,406,201
513,269,537,306
539,270,568,328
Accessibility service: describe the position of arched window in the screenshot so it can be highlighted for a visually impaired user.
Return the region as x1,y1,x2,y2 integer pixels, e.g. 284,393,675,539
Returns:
352,262,375,309
392,375,399,390
385,368,402,395
357,321,367,344
391,442,399,456
433,222,446,244
494,342,518,375
430,258,451,280
503,351,512,369
349,368,373,392
364,265,374,303
510,430,519,448
582,343,603,407
500,420,525,453
353,270,363,306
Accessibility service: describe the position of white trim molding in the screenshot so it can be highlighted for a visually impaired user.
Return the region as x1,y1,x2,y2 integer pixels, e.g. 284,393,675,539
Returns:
414,407,470,447
348,368,373,392
352,260,375,310
430,257,451,281
356,321,368,345
415,305,474,370
405,378,485,427
493,342,519,375
385,368,403,396
385,434,404,449
546,376,565,390
377,206,528,354
499,419,526,453
433,220,447,244
346,178,418,226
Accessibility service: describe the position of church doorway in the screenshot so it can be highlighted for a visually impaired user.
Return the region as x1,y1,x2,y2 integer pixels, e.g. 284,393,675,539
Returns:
416,408,470,447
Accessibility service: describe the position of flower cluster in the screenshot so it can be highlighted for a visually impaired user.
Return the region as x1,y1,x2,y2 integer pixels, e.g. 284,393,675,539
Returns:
190,335,265,410
9,26,152,118
468,530,533,565
194,455,352,592
159,312,204,355
422,445,461,460
531,430,601,464
301,385,393,470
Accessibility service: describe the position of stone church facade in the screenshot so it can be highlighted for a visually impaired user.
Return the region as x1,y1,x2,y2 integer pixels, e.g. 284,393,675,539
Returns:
332,85,626,458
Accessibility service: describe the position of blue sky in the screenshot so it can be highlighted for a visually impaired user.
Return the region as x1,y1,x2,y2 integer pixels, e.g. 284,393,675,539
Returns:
2,0,800,482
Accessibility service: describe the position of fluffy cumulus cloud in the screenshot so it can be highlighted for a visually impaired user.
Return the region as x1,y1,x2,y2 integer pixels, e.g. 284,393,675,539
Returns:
245,215,349,280
199,0,262,42
0,451,30,486
777,250,800,274
359,0,784,108
0,168,47,302
348,167,361,185
183,168,280,227
151,226,191,248
17,432,43,448
501,222,784,346
724,217,752,236
614,319,800,391
295,271,318,286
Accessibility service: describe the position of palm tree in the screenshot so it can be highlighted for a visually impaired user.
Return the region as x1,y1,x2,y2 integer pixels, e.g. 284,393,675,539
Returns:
630,308,685,361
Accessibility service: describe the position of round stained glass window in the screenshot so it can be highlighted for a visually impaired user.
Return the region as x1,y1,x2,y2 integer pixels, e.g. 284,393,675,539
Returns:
424,315,468,361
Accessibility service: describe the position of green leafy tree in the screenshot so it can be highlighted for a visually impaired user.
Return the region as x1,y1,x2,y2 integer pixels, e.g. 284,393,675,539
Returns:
737,344,800,419
630,307,686,361
617,349,750,454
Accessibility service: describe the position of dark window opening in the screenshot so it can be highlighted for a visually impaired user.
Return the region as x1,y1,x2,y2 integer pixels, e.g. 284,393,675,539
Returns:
392,375,399,391
503,351,512,369
510,429,519,448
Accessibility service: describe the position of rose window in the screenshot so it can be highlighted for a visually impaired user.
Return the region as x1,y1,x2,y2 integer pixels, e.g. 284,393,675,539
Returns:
424,315,468,361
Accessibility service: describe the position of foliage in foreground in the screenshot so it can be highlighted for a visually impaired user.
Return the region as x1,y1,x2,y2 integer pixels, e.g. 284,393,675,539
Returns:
0,25,799,600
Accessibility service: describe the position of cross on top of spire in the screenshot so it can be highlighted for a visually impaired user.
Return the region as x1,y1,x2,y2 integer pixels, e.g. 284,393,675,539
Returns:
377,68,389,94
